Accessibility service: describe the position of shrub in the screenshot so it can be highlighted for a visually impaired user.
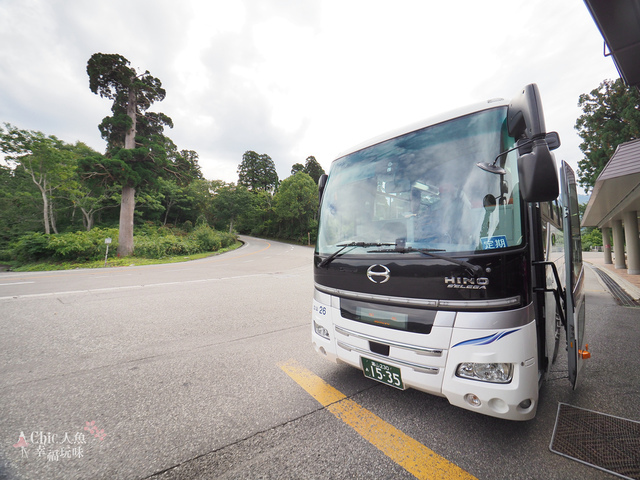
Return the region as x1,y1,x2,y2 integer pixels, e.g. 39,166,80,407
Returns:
12,232,51,262
48,232,96,260
10,228,120,262
157,225,173,236
190,225,221,252
134,233,205,258
9,224,235,264
49,228,120,261
217,231,236,248
134,236,174,259
0,249,12,262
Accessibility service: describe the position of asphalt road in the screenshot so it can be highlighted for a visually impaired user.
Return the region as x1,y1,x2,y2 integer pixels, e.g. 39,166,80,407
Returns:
1,237,639,479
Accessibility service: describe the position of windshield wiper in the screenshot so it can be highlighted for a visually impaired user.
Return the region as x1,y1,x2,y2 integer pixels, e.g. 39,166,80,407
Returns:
317,242,395,268
370,245,484,275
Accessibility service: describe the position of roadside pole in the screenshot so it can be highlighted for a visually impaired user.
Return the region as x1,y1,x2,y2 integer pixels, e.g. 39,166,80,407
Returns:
104,237,112,267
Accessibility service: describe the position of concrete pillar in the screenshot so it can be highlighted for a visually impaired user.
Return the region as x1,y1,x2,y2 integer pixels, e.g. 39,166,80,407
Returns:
612,219,626,269
602,227,612,264
623,211,640,275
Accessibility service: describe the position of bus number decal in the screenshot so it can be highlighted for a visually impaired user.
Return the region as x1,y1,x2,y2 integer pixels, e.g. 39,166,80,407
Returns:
314,304,327,315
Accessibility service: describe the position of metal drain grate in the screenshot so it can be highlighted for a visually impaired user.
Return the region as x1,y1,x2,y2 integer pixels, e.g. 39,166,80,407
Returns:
550,403,640,479
592,267,640,307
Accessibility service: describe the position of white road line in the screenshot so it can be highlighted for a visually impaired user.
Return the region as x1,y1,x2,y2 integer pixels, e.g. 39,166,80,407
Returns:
0,273,271,301
0,282,35,286
90,274,134,279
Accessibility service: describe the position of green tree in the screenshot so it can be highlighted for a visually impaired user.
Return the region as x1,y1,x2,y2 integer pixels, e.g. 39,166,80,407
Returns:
186,179,224,226
134,188,165,223
291,163,304,175
0,163,42,246
575,78,640,192
173,149,203,185
212,183,253,233
148,141,203,226
302,156,325,184
581,228,602,251
237,151,279,192
273,171,318,241
0,124,77,234
68,142,117,231
156,177,206,226
243,190,275,235
156,178,182,225
87,52,171,256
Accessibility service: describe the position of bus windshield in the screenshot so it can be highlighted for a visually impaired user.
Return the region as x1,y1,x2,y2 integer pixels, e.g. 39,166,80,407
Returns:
317,107,523,256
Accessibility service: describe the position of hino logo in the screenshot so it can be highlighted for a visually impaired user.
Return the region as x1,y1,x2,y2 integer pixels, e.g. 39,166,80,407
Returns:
367,264,390,284
444,276,489,289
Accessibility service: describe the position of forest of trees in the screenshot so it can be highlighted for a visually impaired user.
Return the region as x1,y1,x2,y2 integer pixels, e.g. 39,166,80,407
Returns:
574,78,640,250
0,125,324,262
0,53,324,266
575,78,640,192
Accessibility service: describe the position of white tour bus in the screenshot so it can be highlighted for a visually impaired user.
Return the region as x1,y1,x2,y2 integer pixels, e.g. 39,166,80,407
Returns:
312,84,587,420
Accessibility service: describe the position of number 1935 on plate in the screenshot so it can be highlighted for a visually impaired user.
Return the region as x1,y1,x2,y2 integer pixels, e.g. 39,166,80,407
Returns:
361,357,404,389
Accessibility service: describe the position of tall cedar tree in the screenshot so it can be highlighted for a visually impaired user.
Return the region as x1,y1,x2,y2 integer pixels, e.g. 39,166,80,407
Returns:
237,151,279,192
86,53,172,256
575,78,640,192
290,157,325,184
302,156,325,184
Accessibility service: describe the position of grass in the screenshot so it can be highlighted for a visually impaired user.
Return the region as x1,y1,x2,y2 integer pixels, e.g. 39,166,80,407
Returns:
4,241,243,272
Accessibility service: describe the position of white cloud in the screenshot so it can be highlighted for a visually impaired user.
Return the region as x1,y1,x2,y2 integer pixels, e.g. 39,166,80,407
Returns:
0,0,621,190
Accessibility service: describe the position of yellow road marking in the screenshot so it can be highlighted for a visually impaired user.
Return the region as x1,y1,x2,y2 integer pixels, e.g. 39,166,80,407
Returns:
199,239,271,263
279,359,476,480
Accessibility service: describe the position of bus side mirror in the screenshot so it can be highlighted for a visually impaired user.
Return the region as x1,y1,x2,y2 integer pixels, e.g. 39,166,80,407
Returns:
508,84,560,202
318,174,328,207
517,139,559,202
508,84,546,140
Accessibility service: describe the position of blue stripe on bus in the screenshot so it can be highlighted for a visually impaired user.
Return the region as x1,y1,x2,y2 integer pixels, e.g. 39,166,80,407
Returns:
452,329,519,348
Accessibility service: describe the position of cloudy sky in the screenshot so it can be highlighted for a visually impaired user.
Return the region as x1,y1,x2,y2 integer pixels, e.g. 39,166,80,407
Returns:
0,0,620,191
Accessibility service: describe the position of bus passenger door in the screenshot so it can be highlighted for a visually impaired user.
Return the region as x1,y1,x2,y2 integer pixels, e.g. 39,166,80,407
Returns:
561,161,587,389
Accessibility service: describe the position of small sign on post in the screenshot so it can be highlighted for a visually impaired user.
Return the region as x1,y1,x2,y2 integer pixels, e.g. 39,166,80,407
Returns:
104,237,112,267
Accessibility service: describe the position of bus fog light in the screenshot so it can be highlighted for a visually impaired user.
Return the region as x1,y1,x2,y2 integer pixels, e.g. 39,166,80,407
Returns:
464,394,481,407
314,321,330,339
456,362,513,384
519,399,532,409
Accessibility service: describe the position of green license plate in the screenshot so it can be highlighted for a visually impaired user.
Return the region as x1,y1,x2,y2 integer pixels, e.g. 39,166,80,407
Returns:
361,357,404,389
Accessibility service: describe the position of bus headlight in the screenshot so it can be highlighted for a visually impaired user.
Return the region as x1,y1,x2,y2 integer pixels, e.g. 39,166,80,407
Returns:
456,362,513,384
314,321,330,339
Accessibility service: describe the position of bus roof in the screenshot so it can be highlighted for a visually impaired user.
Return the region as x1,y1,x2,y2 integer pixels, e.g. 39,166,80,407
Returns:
334,97,510,161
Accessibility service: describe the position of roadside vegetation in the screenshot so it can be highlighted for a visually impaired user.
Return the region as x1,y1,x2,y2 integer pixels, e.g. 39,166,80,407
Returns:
1,224,240,272
0,53,323,272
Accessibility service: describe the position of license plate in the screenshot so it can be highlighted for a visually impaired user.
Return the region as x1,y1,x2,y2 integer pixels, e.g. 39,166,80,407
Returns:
361,357,404,389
